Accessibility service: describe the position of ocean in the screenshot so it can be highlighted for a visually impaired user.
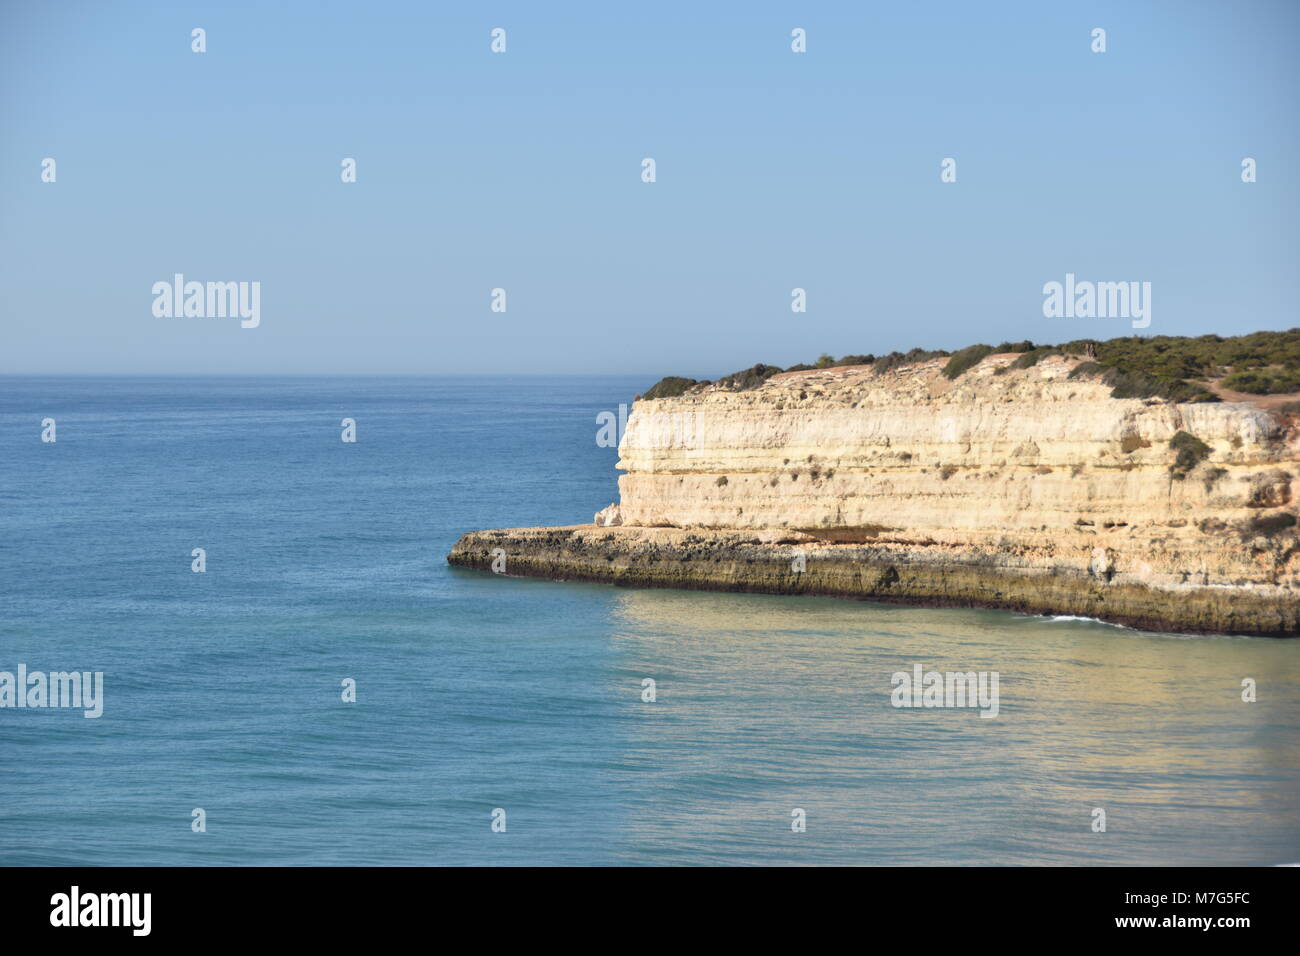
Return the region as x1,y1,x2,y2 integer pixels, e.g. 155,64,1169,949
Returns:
2,375,1299,866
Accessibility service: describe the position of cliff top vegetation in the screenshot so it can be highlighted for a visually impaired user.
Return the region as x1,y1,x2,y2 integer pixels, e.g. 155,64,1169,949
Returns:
640,329,1300,405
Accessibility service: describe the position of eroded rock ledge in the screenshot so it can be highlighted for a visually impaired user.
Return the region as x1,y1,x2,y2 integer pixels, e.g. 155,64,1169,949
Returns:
447,525,1297,635
448,353,1299,636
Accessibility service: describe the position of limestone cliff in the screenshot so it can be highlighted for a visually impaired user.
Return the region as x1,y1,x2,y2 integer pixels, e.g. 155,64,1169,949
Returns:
450,353,1300,635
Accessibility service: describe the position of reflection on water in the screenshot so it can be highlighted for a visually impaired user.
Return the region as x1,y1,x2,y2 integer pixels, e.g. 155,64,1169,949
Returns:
599,589,1300,865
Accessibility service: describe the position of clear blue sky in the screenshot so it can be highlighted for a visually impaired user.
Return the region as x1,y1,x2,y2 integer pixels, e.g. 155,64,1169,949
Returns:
2,0,1296,377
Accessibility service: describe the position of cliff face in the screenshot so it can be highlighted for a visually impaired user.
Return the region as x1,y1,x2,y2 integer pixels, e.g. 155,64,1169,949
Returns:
450,353,1300,635
608,356,1298,600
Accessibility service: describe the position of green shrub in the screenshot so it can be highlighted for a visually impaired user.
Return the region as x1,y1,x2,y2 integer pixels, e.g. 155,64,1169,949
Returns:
874,348,950,374
1120,434,1151,454
1202,467,1228,491
1222,368,1300,394
1169,431,1211,480
1104,368,1217,403
646,329,1298,403
642,376,700,400
718,364,784,390
942,344,995,379
1243,512,1297,536
1078,330,1299,382
1010,347,1062,370
1070,363,1216,402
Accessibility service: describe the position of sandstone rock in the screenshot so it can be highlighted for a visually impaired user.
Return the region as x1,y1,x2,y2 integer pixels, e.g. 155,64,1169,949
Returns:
611,356,1298,603
594,503,622,527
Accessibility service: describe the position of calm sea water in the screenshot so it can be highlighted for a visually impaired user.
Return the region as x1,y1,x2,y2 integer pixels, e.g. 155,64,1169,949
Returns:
2,376,1299,866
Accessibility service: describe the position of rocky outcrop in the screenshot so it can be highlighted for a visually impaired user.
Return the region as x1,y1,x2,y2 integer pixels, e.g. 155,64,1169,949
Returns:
449,353,1300,635
593,503,623,527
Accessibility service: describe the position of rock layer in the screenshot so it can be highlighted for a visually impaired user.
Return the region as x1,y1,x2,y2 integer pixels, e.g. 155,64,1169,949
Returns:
449,354,1300,635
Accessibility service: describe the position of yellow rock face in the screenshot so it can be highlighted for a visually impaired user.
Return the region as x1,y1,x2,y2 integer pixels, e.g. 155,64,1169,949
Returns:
614,356,1298,604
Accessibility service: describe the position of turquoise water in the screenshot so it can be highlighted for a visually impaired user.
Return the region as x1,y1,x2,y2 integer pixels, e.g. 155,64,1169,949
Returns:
2,376,1299,866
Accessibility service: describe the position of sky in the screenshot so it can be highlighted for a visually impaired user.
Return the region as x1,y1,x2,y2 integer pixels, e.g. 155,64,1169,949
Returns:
1,0,1297,377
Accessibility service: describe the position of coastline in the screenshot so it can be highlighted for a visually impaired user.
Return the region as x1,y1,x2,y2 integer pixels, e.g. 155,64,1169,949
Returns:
446,525,1300,637
450,338,1300,639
